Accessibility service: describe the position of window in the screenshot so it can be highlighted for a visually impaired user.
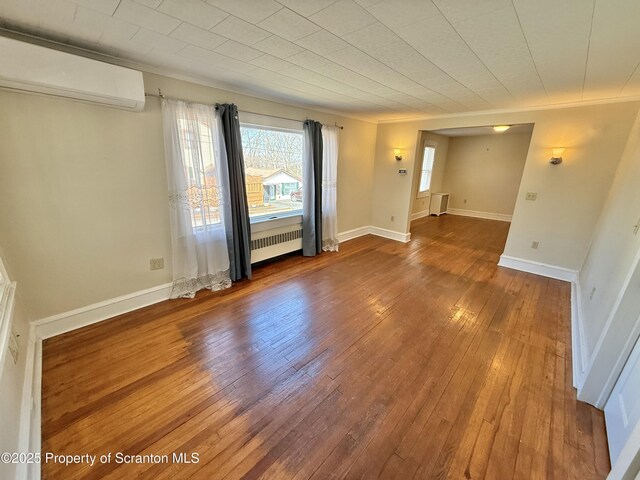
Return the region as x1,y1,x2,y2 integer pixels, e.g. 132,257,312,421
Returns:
177,117,222,228
418,145,436,197
240,124,303,219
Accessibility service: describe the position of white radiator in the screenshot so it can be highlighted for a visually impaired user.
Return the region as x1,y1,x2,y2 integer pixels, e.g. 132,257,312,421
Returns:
250,222,302,263
430,193,449,216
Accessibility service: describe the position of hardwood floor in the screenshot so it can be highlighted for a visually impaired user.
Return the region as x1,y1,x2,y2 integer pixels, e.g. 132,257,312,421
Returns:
41,215,610,479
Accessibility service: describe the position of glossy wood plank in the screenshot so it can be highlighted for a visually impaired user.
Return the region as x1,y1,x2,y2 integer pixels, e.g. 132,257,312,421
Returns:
41,215,610,479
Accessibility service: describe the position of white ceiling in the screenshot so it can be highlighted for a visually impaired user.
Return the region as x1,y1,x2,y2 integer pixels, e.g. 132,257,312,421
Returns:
1,0,640,122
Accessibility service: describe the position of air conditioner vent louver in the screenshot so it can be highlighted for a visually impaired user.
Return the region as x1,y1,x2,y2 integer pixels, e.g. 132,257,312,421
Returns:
251,229,302,250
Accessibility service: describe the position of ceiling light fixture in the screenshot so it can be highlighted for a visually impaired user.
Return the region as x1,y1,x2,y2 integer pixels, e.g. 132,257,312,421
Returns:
493,125,511,133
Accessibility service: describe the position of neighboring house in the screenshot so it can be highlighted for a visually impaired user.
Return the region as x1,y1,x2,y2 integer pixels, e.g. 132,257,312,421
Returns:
244,167,301,203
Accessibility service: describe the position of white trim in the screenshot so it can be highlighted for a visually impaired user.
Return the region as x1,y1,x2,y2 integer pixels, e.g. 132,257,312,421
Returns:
377,94,640,124
33,283,173,340
240,116,302,132
411,210,431,221
498,254,578,282
580,245,640,408
571,281,589,389
607,416,640,480
593,314,640,409
448,208,512,222
16,324,40,480
338,226,412,244
250,213,302,234
369,226,411,243
337,226,371,243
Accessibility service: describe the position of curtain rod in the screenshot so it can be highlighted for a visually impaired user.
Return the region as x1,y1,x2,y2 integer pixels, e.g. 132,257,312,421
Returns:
145,89,344,130
240,109,344,130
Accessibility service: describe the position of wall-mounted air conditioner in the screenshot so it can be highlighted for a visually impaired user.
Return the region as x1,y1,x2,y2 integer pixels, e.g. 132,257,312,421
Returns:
0,36,145,111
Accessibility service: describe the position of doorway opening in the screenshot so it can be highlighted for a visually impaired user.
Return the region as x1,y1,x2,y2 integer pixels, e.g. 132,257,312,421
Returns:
409,123,534,236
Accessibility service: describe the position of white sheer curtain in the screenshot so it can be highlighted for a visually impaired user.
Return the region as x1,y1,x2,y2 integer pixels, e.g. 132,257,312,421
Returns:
322,126,339,251
162,99,232,298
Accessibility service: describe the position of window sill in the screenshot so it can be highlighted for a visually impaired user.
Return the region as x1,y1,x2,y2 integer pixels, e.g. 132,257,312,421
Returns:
250,210,302,233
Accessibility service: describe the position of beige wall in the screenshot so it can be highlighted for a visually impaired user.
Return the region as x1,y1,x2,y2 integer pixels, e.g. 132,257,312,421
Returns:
441,132,531,216
410,132,449,214
0,72,377,320
372,101,640,270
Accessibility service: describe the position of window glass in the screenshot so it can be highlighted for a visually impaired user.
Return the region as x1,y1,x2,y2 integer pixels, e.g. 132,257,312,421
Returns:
419,145,436,194
177,118,222,228
240,125,303,218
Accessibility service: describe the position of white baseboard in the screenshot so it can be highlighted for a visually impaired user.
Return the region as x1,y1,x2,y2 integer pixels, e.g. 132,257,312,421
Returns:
369,226,411,243
337,226,371,243
32,225,410,341
33,283,173,340
410,210,430,221
448,208,512,222
498,255,578,282
500,254,585,396
338,226,411,244
571,281,588,389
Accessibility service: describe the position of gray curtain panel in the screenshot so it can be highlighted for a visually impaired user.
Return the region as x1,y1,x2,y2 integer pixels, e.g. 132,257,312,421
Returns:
217,103,252,280
302,120,323,256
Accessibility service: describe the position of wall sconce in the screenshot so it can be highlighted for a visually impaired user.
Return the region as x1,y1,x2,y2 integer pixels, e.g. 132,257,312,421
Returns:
394,148,402,161
550,147,565,165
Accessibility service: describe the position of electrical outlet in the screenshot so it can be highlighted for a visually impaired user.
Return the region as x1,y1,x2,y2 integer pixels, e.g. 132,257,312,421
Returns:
8,328,19,364
150,257,164,270
525,192,538,201
531,241,539,249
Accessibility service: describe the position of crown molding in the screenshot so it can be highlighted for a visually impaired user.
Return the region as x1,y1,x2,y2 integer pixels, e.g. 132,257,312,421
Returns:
378,95,640,124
